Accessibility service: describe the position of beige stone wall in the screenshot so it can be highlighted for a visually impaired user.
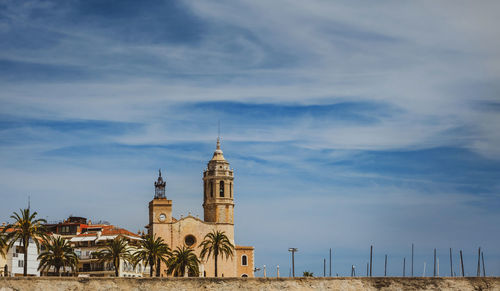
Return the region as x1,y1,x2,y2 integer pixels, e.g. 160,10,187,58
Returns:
235,246,254,277
149,199,172,226
1,277,499,291
154,216,237,277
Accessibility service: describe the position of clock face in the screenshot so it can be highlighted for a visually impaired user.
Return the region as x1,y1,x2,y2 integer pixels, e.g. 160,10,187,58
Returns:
159,214,166,222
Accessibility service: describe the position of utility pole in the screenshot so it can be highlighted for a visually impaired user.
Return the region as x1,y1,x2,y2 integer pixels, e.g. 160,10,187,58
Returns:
403,257,406,277
481,251,486,277
433,248,437,277
323,258,326,277
329,248,332,277
460,250,464,277
384,255,387,277
411,243,414,277
450,248,453,277
477,247,481,277
370,245,373,277
288,248,298,278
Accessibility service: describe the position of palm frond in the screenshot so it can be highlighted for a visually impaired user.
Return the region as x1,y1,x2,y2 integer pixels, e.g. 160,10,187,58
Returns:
166,246,200,277
37,236,78,275
131,234,171,276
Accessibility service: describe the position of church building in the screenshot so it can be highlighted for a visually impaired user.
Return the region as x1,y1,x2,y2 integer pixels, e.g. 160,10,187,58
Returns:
147,138,255,277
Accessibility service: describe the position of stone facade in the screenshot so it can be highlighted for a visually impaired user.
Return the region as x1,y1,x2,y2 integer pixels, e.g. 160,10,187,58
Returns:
148,138,254,277
236,246,254,277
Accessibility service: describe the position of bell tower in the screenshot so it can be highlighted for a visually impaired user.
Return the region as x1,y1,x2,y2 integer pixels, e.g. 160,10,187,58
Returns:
148,169,172,233
203,138,234,224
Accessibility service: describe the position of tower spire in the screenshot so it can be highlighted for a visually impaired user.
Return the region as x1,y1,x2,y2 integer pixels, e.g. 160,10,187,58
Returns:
154,169,166,199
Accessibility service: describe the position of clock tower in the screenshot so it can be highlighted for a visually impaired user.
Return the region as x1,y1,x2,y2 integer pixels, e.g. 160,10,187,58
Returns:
148,169,172,233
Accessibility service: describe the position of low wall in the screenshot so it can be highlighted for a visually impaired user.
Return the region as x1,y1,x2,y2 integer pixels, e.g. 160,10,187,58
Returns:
0,277,499,291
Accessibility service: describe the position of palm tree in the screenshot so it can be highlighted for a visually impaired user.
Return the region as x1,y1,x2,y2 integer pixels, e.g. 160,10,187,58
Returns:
166,246,200,277
303,271,314,277
2,208,47,276
199,230,234,277
93,236,130,277
38,236,78,276
132,234,171,277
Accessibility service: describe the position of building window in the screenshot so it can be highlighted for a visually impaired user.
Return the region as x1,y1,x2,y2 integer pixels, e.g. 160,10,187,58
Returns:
241,274,248,277
184,235,196,247
230,182,232,198
210,182,213,197
241,255,248,266
220,181,224,197
18,260,24,268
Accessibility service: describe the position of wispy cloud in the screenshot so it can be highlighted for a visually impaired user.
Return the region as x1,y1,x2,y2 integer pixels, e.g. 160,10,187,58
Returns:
0,0,499,276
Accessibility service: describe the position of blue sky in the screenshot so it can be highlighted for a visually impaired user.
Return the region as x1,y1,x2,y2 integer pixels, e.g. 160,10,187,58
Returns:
1,0,500,277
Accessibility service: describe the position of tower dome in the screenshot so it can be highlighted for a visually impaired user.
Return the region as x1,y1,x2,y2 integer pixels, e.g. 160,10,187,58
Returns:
211,137,225,161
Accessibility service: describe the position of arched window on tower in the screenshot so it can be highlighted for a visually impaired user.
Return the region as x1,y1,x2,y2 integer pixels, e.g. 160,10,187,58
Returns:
210,182,213,197
230,182,232,198
241,255,248,266
220,181,225,197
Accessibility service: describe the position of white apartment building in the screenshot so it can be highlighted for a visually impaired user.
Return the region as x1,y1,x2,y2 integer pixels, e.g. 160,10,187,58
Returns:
1,238,40,277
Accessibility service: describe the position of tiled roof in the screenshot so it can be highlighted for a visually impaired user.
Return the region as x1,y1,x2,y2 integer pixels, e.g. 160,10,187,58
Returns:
0,227,15,233
102,228,139,237
74,225,140,238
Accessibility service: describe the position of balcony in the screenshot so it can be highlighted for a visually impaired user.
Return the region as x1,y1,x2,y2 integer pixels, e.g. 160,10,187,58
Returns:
78,254,94,260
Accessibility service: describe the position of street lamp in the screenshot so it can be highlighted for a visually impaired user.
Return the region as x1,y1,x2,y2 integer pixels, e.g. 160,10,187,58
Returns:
288,248,298,277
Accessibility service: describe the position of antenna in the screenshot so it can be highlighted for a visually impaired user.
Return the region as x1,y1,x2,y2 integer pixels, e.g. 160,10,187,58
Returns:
218,120,221,139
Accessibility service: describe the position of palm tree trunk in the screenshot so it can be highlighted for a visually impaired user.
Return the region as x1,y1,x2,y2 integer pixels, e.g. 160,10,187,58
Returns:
23,238,28,276
115,259,119,277
214,249,218,277
57,266,61,277
149,258,154,277
156,257,160,277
